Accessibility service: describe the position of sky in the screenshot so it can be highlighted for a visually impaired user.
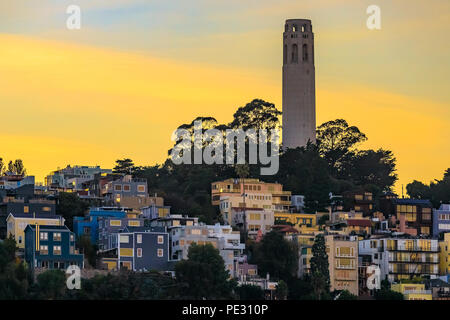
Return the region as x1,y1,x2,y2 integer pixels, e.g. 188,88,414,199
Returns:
0,0,449,194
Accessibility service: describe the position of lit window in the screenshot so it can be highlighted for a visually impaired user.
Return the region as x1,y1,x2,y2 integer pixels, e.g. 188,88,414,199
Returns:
53,245,61,255
40,232,48,240
137,185,146,193
137,248,142,258
120,235,129,243
53,233,61,241
137,234,142,244
40,245,48,254
110,220,122,226
157,235,164,244
157,249,164,257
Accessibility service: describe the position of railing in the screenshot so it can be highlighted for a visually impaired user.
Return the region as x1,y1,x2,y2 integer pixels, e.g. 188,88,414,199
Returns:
403,290,432,295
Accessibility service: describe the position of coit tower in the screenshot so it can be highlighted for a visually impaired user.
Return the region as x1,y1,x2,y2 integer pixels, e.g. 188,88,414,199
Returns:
282,19,316,148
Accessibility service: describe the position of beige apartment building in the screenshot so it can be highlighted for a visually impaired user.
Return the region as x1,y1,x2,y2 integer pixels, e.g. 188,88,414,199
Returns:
212,178,291,212
325,235,359,296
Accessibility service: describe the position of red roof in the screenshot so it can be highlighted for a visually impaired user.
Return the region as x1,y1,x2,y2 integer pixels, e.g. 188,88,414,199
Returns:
347,219,372,227
272,225,299,234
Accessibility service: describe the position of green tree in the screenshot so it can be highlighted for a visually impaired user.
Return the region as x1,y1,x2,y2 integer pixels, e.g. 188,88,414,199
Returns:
229,99,281,132
406,180,431,199
0,158,4,175
175,243,235,299
270,144,331,213
316,119,367,173
13,159,26,176
76,235,97,268
113,158,136,175
335,290,357,300
405,168,450,208
310,234,330,300
340,149,397,192
236,284,265,300
57,192,89,230
275,280,288,300
318,214,329,226
250,231,298,282
33,269,66,300
374,279,404,300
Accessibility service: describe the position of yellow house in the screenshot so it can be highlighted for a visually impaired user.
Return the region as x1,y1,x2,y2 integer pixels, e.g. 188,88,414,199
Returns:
274,212,319,233
6,213,65,249
391,283,432,300
439,233,450,275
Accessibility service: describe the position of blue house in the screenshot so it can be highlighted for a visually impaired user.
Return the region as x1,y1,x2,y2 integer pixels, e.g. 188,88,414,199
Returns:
73,207,126,244
117,226,173,272
433,204,450,237
24,225,84,270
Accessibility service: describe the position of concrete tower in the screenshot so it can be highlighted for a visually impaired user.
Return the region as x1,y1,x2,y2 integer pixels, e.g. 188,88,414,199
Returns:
282,19,316,148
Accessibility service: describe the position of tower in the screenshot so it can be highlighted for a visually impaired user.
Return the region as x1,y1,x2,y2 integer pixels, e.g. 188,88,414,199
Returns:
282,19,316,148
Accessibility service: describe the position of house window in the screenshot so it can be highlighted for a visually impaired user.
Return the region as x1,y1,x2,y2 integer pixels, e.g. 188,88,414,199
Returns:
157,235,164,244
40,245,48,254
54,245,61,255
137,185,146,193
53,232,61,241
40,232,48,240
110,220,122,226
137,248,142,258
18,236,22,244
128,220,140,227
43,207,51,212
114,184,122,191
137,234,142,244
24,206,29,213
157,249,164,257
120,235,129,243
70,246,74,254
123,184,131,192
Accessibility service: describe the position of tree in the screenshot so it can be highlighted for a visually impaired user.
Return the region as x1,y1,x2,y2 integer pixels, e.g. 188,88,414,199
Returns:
113,158,136,175
405,168,450,208
374,279,404,300
316,119,367,172
309,234,330,299
229,99,281,132
236,284,265,300
76,235,97,268
270,144,331,213
335,290,357,300
7,161,14,174
57,192,89,230
275,280,288,300
340,149,398,192
33,269,66,300
175,243,235,299
318,214,329,226
406,180,431,199
250,231,298,282
13,159,26,176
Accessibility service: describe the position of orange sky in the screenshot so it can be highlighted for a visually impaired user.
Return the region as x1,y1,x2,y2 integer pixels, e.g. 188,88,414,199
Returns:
0,0,449,194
